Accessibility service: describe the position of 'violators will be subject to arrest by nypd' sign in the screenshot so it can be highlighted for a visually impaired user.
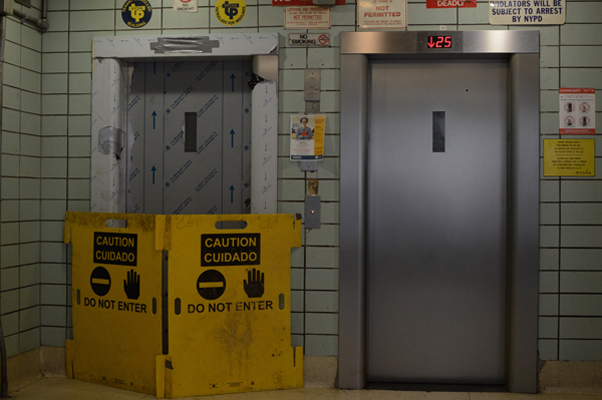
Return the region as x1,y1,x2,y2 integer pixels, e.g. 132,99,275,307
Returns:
489,0,565,25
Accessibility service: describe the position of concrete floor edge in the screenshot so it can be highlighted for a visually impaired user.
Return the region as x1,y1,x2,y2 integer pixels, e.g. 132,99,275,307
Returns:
8,377,602,400
3,347,602,396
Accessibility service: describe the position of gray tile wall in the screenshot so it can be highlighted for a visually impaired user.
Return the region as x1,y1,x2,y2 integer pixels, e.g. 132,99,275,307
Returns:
0,0,600,362
1,0,43,357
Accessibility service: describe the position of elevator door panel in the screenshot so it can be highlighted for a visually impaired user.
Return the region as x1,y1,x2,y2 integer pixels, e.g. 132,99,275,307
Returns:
126,61,252,215
367,60,508,384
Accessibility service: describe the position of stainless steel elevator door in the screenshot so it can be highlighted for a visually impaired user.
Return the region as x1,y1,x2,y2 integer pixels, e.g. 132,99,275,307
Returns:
126,61,252,215
367,59,508,385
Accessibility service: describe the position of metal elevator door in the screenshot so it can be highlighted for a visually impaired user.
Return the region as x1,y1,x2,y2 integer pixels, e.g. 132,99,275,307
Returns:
366,59,508,384
126,60,252,215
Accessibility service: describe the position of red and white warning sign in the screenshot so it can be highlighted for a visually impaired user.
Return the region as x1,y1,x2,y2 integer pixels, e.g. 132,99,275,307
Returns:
174,0,198,12
358,0,406,30
426,0,476,8
560,88,596,135
273,0,345,5
285,6,331,29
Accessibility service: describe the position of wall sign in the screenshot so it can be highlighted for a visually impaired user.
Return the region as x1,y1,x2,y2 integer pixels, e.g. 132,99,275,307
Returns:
285,6,331,29
288,33,330,46
560,88,595,135
544,139,595,177
121,0,153,28
489,0,565,25
290,115,325,161
358,0,406,30
427,0,475,8
215,0,247,26
273,0,345,5
174,0,198,12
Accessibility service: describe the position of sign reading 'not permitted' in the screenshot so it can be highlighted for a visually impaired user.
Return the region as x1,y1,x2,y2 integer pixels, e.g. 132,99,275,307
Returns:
201,234,261,266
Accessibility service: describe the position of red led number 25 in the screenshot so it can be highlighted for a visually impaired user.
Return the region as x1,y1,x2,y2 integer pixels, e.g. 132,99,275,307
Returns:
436,36,452,48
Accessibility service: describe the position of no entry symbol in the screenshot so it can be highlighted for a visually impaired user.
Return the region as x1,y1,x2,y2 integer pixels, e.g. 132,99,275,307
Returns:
197,270,226,300
90,266,111,296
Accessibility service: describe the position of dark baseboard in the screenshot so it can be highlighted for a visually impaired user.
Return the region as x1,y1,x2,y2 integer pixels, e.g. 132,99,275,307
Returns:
366,382,507,393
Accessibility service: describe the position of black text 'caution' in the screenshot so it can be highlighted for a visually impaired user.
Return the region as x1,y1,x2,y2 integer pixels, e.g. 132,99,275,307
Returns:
94,232,138,266
201,234,260,266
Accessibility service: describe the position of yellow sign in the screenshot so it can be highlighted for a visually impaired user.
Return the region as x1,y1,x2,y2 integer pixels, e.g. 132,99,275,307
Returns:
66,212,302,398
121,0,153,28
158,214,303,398
65,212,165,395
544,139,595,176
215,0,247,26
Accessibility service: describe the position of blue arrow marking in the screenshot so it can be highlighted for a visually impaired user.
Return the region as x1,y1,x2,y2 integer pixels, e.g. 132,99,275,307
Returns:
229,185,235,204
151,166,156,184
230,129,235,148
230,74,236,92
152,111,157,129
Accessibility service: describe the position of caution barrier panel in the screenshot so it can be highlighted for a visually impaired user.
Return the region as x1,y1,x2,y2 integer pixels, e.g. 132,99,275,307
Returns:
158,214,303,398
65,212,303,398
65,212,166,395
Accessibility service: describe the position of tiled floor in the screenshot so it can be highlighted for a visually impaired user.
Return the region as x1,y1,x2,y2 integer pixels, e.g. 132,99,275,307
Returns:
7,378,602,400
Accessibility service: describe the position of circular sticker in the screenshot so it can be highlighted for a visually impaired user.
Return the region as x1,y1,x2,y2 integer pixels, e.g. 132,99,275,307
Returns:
122,0,152,29
215,0,246,26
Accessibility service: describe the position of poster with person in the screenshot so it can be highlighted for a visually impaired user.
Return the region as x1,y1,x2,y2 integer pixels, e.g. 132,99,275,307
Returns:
290,115,325,161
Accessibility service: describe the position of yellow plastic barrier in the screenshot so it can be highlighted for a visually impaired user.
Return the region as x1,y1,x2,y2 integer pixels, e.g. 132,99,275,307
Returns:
65,212,303,398
65,212,166,395
157,214,303,398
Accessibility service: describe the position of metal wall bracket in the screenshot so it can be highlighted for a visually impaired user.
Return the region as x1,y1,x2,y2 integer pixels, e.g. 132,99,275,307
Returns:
305,69,321,114
301,161,318,172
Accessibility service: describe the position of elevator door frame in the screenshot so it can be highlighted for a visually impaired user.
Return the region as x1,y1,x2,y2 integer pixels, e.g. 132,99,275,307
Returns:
339,30,540,393
89,34,279,214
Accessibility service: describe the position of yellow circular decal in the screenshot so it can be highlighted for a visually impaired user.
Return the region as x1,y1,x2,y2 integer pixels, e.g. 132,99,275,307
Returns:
215,0,246,26
121,0,152,29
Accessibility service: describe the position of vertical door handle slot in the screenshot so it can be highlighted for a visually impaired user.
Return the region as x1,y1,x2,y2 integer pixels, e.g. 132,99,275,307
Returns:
184,112,197,152
433,111,445,153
